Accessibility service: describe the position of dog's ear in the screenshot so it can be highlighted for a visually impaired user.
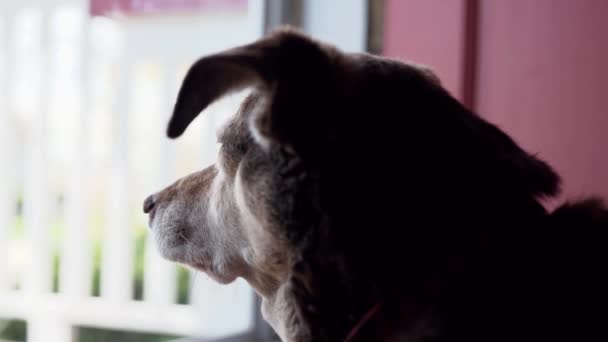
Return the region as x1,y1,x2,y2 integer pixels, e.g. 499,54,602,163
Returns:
473,115,561,198
167,27,337,154
428,90,561,198
167,45,264,138
381,62,560,199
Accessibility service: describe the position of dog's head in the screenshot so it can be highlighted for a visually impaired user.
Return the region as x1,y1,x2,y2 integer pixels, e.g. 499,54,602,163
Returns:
143,90,294,288
144,28,561,338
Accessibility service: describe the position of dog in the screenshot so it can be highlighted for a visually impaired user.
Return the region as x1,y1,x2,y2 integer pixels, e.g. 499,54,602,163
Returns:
143,28,608,341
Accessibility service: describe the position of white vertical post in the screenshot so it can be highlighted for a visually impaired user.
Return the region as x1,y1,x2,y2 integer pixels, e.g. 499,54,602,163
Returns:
24,7,76,342
0,13,14,294
22,7,52,297
101,51,133,302
60,9,92,298
143,62,177,305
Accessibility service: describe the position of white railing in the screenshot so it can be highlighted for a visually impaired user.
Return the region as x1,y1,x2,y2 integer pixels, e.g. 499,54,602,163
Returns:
0,1,264,341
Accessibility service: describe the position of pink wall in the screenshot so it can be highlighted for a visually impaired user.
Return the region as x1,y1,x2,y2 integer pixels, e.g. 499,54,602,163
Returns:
475,0,608,201
384,0,608,202
383,0,469,102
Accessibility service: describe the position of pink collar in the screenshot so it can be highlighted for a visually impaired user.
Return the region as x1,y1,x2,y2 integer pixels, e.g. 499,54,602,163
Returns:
344,302,383,342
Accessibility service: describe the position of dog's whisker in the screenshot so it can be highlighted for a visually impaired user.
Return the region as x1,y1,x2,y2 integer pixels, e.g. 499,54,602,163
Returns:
178,231,192,245
175,231,201,287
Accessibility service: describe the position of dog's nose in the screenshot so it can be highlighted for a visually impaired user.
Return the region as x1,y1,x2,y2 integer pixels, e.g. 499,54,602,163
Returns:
143,195,156,214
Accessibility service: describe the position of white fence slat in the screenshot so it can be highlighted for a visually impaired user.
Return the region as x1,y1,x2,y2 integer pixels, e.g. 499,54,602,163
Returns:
143,63,178,305
22,9,53,296
0,14,13,294
60,14,92,298
25,8,77,342
101,56,133,302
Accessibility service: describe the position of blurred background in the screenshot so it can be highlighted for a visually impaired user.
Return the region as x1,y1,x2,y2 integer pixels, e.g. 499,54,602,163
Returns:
0,0,606,341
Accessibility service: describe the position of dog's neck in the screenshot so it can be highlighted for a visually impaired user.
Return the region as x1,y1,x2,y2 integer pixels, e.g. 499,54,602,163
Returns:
241,261,300,341
260,282,303,341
